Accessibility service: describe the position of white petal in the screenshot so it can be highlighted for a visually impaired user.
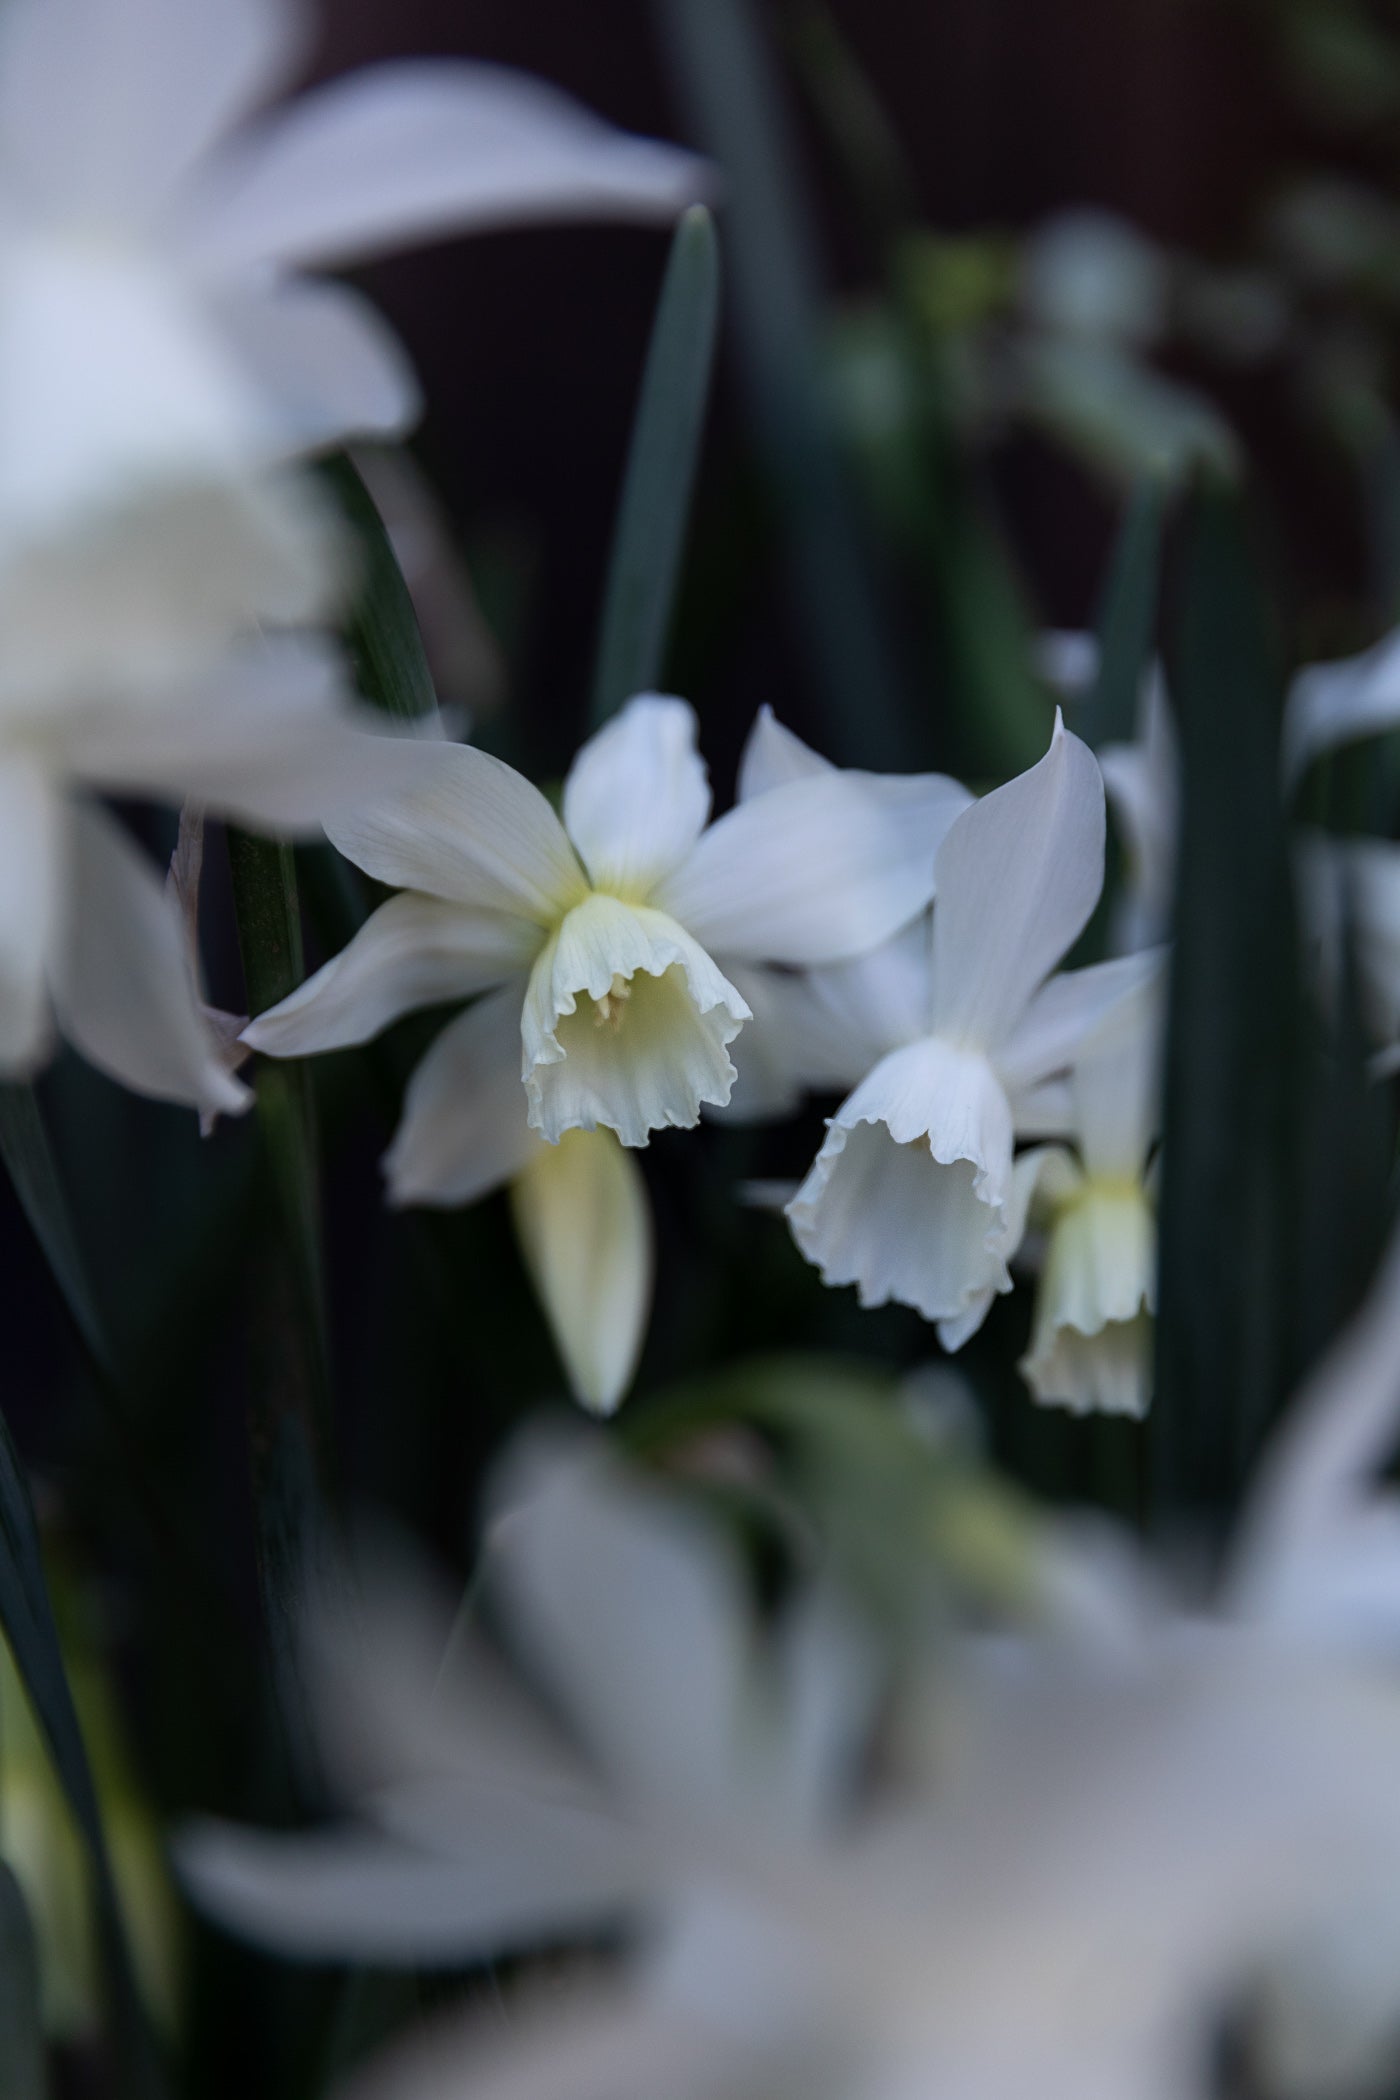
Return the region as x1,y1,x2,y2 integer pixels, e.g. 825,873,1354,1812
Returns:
1099,675,1179,952
510,1130,653,1415
487,1431,754,1818
928,713,1105,1051
999,948,1167,1100
214,277,421,453
656,769,969,965
50,800,251,1119
561,695,710,895
1283,628,1400,787
736,705,831,799
339,1996,716,2100
0,760,62,1074
1036,629,1100,697
0,0,304,220
1019,1185,1156,1417
786,1037,1016,1323
936,1143,1055,1352
325,738,587,921
69,637,427,835
1071,973,1165,1180
522,896,748,1146
178,1814,633,1966
384,985,538,1209
243,895,537,1058
188,62,710,274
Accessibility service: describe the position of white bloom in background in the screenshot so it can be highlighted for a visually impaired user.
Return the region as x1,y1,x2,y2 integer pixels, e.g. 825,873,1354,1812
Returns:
0,0,709,695
1283,627,1400,790
788,716,1158,1347
0,637,416,1119
245,694,965,1150
1016,972,1163,1418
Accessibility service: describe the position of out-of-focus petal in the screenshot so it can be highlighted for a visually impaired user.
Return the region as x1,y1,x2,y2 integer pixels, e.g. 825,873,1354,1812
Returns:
326,739,587,922
68,638,425,835
1283,629,1400,789
1019,1187,1156,1418
243,894,538,1058
50,800,251,1120
214,276,421,452
510,1128,653,1415
384,984,537,1209
656,771,965,966
522,896,748,1146
786,1038,1016,1325
0,0,306,221
561,695,710,896
0,759,62,1074
187,62,710,274
929,714,1104,1051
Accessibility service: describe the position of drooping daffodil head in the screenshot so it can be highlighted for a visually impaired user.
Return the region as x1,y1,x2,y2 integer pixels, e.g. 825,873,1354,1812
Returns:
1016,970,1163,1418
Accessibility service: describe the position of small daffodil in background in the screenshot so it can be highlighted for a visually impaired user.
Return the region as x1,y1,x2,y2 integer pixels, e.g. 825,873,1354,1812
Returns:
787,716,1157,1348
1015,968,1164,1417
0,636,421,1120
0,0,709,695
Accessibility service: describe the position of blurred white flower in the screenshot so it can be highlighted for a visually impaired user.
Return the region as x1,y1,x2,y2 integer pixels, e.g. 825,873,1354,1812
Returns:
0,0,709,695
245,694,967,1150
1015,971,1163,1417
0,636,414,1118
787,716,1157,1347
1021,210,1171,349
179,1265,1400,2100
1283,627,1400,789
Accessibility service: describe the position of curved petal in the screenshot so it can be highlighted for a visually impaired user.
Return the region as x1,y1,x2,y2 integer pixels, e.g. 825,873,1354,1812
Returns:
510,1130,653,1415
561,695,710,896
1019,1187,1156,1418
0,0,306,221
188,61,710,274
178,1812,635,1967
999,948,1167,1100
243,894,537,1058
384,984,536,1209
522,897,748,1146
49,800,251,1119
1283,629,1400,789
1071,976,1164,1181
929,713,1105,1052
69,637,428,835
338,1995,719,2100
0,759,63,1074
786,1038,1016,1324
736,705,831,799
214,277,421,453
656,770,969,965
325,738,587,922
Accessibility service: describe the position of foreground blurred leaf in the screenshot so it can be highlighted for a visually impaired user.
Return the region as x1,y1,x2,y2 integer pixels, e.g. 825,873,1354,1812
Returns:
591,205,721,727
0,1084,113,1378
0,1418,163,2096
0,1866,44,2100
1153,486,1304,1527
321,454,438,724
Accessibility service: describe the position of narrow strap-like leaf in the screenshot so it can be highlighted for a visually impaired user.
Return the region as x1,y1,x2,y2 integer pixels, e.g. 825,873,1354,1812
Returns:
0,1084,114,1379
320,453,438,723
0,1416,165,2096
591,205,721,727
0,1865,44,2100
1081,477,1167,751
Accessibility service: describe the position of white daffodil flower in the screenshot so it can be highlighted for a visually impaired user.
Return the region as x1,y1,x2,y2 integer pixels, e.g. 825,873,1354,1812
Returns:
716,704,973,1122
0,0,708,697
0,637,418,1119
1015,972,1163,1418
245,693,967,1153
788,715,1160,1348
180,1382,1400,2100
